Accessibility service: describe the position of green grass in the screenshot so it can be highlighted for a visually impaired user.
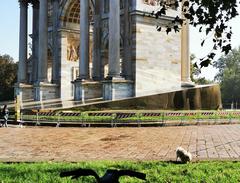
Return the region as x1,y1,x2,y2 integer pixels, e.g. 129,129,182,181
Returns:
1,161,240,182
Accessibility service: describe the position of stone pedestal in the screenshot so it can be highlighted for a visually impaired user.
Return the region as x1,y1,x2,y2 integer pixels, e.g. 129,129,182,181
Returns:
14,83,34,101
73,80,102,101
181,81,195,87
34,82,59,101
102,79,134,100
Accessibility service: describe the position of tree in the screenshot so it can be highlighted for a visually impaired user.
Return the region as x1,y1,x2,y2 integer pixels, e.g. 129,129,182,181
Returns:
190,54,212,84
153,0,239,67
213,47,240,108
0,54,17,101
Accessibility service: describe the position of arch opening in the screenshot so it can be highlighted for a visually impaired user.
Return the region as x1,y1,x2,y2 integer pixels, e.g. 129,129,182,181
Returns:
61,0,94,26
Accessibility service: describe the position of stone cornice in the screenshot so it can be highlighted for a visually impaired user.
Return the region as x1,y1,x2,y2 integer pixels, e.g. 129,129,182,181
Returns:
18,0,28,6
28,0,39,4
31,0,39,8
18,0,40,8
130,10,175,22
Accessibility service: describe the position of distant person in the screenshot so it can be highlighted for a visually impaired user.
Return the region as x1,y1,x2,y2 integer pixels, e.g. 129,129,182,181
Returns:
1,105,9,127
0,106,2,127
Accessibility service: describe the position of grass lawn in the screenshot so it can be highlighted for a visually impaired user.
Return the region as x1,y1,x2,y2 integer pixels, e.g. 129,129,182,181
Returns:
0,161,240,182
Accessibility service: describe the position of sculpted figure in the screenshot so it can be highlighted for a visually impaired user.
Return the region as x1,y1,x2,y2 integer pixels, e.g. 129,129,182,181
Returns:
67,44,78,61
144,0,158,6
67,34,79,62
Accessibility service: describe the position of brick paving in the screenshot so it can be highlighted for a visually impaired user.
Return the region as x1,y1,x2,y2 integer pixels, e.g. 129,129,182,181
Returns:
1,124,240,162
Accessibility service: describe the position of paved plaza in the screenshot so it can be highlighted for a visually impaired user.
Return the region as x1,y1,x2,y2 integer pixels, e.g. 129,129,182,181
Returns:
1,124,240,162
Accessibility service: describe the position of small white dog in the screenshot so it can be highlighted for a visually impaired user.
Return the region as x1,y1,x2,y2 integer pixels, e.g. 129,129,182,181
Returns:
176,147,192,163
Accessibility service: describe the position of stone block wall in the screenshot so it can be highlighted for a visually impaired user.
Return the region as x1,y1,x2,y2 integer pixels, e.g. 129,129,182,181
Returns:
59,31,79,100
41,86,59,100
132,14,181,97
74,81,102,101
34,83,59,101
102,80,134,100
15,84,34,101
22,87,34,101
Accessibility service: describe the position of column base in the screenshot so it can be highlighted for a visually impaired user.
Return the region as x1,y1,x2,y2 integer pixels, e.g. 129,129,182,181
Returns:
181,81,195,87
73,80,102,101
102,79,134,100
14,83,34,101
34,82,59,101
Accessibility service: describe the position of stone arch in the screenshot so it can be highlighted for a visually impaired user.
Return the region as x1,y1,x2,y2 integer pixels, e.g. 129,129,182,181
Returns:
60,0,94,26
47,44,53,61
101,33,124,50
47,46,54,82
101,33,124,78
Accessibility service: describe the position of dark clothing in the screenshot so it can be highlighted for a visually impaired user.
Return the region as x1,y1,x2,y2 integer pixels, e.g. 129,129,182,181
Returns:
1,108,9,127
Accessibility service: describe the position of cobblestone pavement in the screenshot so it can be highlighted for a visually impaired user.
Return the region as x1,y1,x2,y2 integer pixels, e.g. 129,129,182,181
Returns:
1,124,240,162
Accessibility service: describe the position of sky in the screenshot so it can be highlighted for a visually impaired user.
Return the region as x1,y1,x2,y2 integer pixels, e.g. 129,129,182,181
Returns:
0,1,240,80
0,1,22,60
190,6,240,80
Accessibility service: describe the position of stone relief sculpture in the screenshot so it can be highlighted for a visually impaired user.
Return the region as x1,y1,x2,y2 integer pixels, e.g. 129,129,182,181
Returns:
143,0,177,7
144,0,160,6
67,34,79,62
67,44,78,61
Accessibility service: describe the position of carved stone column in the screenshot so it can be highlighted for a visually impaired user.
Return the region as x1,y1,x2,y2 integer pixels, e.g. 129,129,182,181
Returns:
108,0,121,78
181,0,194,87
31,0,39,83
73,0,103,101
79,0,90,80
38,0,48,82
18,0,28,83
33,0,59,102
52,0,59,83
102,0,134,100
92,0,102,81
122,0,132,80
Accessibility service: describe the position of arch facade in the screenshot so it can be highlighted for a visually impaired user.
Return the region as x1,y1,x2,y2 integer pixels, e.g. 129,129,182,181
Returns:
16,0,190,105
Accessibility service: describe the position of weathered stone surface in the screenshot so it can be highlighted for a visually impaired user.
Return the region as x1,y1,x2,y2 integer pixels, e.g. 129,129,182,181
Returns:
134,0,181,18
102,79,134,100
59,32,79,100
15,84,34,101
74,81,102,101
34,83,59,101
131,14,181,97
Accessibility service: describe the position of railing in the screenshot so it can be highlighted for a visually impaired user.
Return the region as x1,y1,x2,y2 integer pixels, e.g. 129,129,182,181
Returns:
5,110,240,128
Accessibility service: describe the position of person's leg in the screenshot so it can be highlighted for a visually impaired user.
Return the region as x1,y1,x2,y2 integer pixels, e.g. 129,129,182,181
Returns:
18,120,23,128
3,117,8,127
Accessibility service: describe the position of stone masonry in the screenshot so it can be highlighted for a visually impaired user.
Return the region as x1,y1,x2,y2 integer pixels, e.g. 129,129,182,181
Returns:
15,0,203,107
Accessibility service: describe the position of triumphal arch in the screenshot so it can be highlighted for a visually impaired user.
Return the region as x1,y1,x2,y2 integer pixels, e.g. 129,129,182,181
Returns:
15,0,192,103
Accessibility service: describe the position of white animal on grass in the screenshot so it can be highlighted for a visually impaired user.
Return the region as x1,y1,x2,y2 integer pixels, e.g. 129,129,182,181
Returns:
176,147,192,163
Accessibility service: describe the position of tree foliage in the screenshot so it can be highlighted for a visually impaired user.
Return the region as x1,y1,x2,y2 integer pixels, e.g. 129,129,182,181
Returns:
190,54,212,84
154,0,239,67
0,54,17,101
213,47,240,106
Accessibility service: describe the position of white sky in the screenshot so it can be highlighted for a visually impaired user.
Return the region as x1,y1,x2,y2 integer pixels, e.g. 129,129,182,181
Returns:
190,6,240,80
